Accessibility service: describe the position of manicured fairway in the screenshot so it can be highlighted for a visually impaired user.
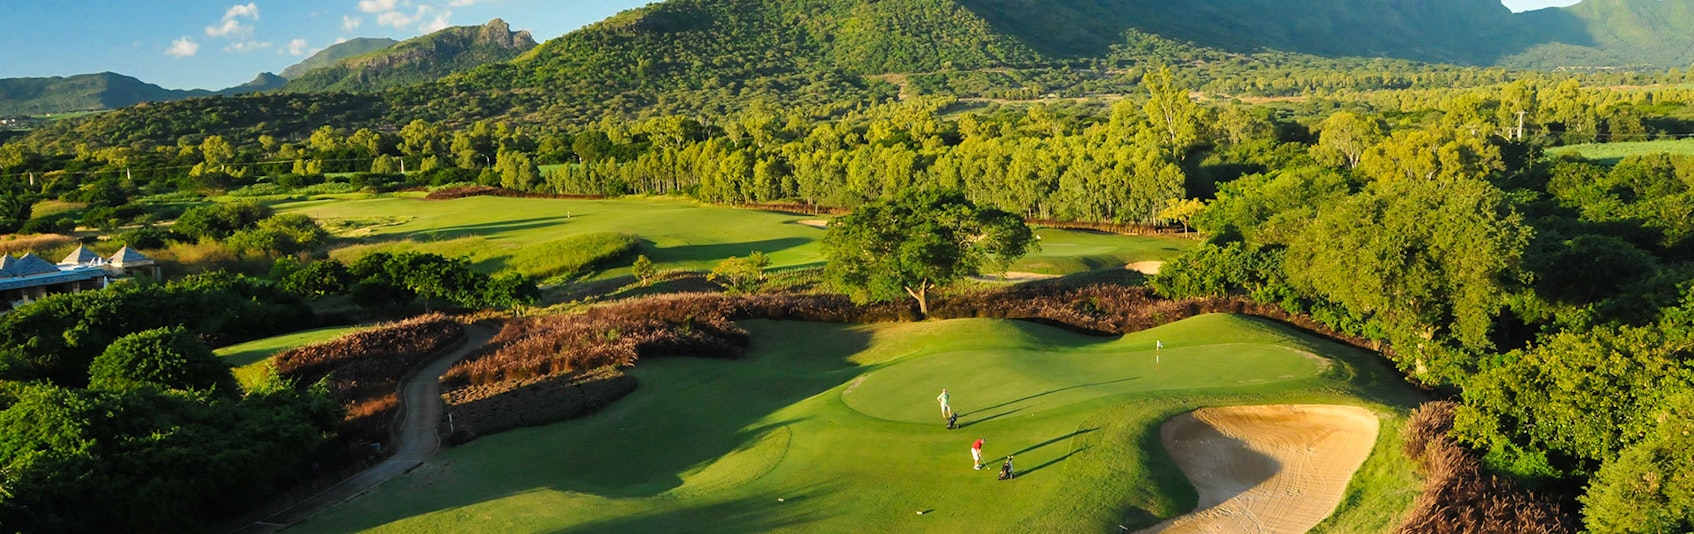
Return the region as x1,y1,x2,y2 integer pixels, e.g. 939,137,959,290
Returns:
278,196,827,274
1547,138,1694,165
276,196,1192,280
295,314,1422,533
216,325,367,388
1014,229,1192,274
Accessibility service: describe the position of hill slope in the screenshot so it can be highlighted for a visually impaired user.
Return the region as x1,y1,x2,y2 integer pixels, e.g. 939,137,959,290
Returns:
285,19,537,93
1506,0,1694,68
0,73,211,115
280,37,401,80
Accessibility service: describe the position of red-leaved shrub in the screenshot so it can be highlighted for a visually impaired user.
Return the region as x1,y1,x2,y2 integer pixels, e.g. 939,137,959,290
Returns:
1396,402,1575,534
274,313,466,449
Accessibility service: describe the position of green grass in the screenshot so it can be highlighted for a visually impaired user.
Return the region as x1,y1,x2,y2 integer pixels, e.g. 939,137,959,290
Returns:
1013,228,1192,274
215,325,367,388
1547,138,1694,165
282,196,1193,282
296,314,1424,533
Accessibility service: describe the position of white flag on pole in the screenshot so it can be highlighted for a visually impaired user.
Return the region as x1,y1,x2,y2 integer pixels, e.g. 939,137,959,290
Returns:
1156,340,1164,349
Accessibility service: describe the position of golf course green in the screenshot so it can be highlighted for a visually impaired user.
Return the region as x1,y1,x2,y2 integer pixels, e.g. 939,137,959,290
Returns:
295,314,1423,532
276,196,1192,280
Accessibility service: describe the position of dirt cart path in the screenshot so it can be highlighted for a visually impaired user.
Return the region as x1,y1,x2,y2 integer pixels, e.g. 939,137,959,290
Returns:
231,325,496,534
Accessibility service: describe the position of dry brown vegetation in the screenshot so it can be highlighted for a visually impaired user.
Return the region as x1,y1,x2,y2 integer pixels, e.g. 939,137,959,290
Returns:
274,313,466,452
1396,401,1575,534
0,234,79,256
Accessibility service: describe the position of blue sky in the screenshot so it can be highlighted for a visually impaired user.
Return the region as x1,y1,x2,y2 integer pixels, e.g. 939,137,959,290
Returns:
0,0,1586,91
0,0,653,90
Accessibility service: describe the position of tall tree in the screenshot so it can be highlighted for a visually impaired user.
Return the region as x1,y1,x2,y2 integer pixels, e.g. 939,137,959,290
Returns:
823,190,1035,316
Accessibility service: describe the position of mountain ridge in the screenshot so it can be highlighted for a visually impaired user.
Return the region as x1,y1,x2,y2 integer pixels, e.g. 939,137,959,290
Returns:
283,19,536,93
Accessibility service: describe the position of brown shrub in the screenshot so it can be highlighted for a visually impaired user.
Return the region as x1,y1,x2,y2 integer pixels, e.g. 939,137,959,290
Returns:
1396,401,1575,534
0,234,79,256
275,313,466,448
443,367,637,442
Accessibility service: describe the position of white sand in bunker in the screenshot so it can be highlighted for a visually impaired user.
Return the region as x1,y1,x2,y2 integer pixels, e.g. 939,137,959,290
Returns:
1136,405,1380,534
795,219,830,229
969,271,1061,283
1127,261,1165,275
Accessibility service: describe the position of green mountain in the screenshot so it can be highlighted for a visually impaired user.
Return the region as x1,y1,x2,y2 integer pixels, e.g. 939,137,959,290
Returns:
1507,0,1694,68
284,19,537,93
218,73,288,95
0,73,212,116
13,0,1694,145
279,38,400,80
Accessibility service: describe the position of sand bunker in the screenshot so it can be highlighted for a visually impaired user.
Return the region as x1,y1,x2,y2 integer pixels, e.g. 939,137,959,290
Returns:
1136,405,1380,534
1127,261,1165,275
795,219,830,229
970,271,1061,283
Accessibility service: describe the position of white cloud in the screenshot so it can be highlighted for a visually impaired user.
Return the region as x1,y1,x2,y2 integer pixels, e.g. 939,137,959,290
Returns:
376,10,415,28
226,40,274,52
207,3,260,38
360,1,455,32
205,19,252,38
288,38,311,56
447,0,491,6
358,0,399,13
419,11,452,32
224,3,259,20
165,37,200,58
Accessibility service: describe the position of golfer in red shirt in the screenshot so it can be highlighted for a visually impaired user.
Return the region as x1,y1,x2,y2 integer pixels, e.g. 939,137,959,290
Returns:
971,438,985,470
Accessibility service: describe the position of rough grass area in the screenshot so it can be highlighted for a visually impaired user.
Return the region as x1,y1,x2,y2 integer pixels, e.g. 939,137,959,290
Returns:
1547,138,1694,165
507,232,639,281
296,314,1424,533
329,232,638,281
215,325,368,388
282,196,1191,280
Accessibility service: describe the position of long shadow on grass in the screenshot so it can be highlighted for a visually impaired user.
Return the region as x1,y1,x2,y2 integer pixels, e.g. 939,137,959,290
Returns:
312,322,875,532
961,377,1139,418
411,216,575,239
553,483,837,534
1017,445,1089,478
655,237,813,263
1011,427,1098,457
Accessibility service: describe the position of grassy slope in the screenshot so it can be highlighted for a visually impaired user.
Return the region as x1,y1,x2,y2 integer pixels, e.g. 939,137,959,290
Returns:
1547,138,1694,165
280,196,1191,279
296,314,1424,533
215,325,367,388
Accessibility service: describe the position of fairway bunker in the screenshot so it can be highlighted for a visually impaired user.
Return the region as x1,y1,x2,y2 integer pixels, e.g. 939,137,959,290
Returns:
1137,405,1379,534
1126,261,1165,275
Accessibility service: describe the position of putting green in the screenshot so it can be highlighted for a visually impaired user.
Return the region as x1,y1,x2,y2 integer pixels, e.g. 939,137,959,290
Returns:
294,314,1419,533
